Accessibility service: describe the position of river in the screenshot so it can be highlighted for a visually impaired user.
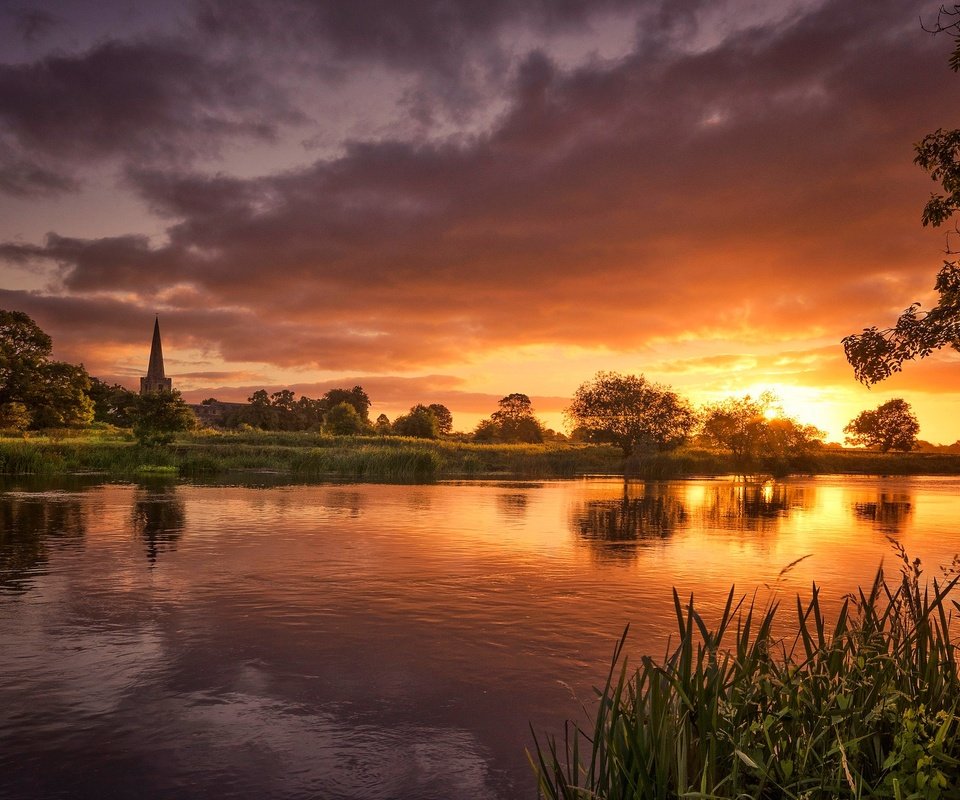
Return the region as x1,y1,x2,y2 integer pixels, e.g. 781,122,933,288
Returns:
1,475,959,799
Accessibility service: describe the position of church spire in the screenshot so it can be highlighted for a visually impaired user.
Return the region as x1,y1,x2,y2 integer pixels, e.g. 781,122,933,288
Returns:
140,316,173,395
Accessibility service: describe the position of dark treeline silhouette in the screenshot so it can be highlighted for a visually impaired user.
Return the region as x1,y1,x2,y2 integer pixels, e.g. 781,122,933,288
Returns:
0,312,942,454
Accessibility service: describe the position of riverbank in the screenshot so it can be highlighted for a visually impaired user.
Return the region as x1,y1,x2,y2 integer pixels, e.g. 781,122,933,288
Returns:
2,429,960,480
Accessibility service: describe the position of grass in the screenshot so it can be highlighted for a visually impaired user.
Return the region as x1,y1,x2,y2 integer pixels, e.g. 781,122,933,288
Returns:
0,430,625,480
531,546,960,799
3,428,960,480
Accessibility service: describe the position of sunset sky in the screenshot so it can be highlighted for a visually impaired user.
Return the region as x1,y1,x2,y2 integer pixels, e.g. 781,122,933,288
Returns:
1,0,959,442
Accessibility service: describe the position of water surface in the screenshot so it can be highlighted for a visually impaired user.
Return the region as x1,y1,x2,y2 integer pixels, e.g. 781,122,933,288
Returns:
1,475,959,799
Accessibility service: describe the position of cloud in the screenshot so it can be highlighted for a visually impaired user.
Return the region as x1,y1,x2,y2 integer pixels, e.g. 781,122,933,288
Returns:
10,9,60,44
1,0,959,406
0,154,79,197
0,36,301,197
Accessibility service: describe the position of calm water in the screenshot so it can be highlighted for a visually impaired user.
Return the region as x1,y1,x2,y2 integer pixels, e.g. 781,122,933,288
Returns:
2,475,959,799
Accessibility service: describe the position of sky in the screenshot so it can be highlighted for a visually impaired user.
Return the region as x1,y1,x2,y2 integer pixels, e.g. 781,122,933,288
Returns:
1,0,959,442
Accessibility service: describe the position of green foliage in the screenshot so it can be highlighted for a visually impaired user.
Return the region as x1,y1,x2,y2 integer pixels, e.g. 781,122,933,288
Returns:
88,378,137,426
845,398,921,453
0,402,31,432
532,550,960,800
0,310,94,429
0,310,52,405
290,445,442,481
566,371,697,456
324,401,365,435
392,404,440,438
133,390,197,446
28,361,94,429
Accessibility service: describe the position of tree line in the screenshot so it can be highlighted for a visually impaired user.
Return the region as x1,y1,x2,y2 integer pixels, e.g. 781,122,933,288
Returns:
0,308,926,461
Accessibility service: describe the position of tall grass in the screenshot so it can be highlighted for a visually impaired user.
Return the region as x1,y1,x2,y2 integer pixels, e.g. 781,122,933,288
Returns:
6,430,960,480
532,548,960,799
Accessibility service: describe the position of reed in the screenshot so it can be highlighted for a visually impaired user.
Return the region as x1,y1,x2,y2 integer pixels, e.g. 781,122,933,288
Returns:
531,547,960,799
5,431,960,480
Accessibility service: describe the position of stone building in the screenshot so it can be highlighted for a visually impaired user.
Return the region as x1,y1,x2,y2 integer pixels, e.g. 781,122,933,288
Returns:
140,317,173,395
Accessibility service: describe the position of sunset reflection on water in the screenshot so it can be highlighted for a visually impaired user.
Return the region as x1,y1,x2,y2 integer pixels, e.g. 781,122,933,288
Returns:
1,475,959,800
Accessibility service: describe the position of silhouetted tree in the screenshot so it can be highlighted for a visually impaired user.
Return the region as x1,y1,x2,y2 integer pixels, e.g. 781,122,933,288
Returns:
393,404,439,438
133,390,197,446
475,393,543,443
427,403,453,435
844,398,920,452
321,386,371,422
701,393,823,473
566,371,697,456
374,413,392,434
843,12,960,383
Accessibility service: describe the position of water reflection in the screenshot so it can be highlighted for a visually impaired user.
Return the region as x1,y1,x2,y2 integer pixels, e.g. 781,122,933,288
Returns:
852,493,913,533
572,483,687,560
571,480,818,559
497,493,529,519
0,492,85,592
132,484,186,564
697,482,813,531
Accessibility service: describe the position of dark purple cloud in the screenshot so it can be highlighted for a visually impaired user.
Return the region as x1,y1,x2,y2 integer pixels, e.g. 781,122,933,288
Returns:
10,8,60,43
0,38,295,164
195,0,640,72
1,0,958,401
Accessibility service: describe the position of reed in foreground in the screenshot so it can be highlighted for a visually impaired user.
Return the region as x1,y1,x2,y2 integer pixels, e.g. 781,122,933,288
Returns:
532,551,960,799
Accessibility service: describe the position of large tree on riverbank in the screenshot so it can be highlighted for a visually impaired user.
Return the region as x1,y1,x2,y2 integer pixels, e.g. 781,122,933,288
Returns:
0,310,93,429
566,372,697,456
844,398,920,453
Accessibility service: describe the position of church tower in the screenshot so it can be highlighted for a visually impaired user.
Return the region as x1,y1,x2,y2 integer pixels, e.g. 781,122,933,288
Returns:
140,317,173,395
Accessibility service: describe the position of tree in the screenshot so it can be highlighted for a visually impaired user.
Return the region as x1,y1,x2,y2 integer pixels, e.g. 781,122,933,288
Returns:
0,402,30,431
0,310,94,428
701,393,824,473
324,401,365,435
392,404,439,438
843,12,960,383
479,393,544,443
844,398,920,453
321,386,371,422
132,390,197,446
374,413,392,434
28,361,94,428
566,371,697,456
427,403,453,435
89,377,138,427
0,310,52,407
242,389,279,429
